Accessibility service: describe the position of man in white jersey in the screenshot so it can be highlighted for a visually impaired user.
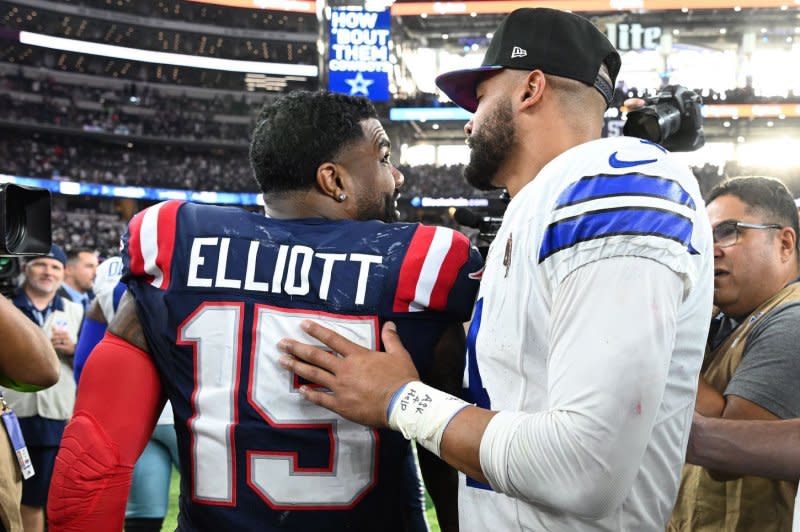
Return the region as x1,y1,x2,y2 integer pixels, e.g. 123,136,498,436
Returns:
279,8,714,531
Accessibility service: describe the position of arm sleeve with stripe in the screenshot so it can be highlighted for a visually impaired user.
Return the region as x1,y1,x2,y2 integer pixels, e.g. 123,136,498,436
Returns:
389,224,482,322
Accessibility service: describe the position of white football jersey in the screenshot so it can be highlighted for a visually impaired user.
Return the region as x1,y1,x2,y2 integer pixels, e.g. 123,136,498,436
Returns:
458,136,713,531
93,256,124,323
93,256,174,426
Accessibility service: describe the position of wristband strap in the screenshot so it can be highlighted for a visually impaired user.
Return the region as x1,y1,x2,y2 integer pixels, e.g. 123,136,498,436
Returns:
386,384,407,422
387,381,469,456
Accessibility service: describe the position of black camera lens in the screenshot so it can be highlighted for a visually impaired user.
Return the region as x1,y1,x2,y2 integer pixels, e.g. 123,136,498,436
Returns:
624,107,663,142
4,206,25,254
0,184,51,256
624,104,681,144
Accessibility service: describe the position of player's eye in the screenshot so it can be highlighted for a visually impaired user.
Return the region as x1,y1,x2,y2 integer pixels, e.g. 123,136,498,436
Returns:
382,152,392,164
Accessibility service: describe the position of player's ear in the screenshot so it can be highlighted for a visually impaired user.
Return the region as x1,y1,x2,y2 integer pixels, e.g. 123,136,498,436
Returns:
316,162,344,200
520,70,545,110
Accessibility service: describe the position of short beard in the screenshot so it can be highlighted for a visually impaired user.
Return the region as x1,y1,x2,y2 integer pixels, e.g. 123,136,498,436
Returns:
463,97,514,191
382,193,400,222
356,192,399,223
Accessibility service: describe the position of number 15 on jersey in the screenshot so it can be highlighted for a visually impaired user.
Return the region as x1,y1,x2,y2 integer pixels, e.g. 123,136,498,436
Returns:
178,302,381,509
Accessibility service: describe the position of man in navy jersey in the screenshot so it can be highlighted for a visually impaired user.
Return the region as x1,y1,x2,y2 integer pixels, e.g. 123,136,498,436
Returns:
47,91,482,532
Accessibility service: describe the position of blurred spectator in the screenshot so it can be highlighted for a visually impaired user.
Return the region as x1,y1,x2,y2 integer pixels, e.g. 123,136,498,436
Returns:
669,177,800,530
58,249,99,312
0,246,82,532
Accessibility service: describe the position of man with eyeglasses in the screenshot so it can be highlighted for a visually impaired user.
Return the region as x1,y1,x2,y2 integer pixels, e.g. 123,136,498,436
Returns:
669,176,800,531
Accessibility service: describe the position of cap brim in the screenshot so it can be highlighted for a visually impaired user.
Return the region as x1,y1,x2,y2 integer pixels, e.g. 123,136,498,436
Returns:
435,66,504,113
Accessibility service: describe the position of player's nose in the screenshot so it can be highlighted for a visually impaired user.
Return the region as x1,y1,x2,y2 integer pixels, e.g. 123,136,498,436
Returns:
392,165,404,190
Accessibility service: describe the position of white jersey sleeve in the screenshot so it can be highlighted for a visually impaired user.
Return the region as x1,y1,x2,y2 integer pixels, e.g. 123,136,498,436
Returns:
479,255,683,518
537,139,702,299
92,256,124,322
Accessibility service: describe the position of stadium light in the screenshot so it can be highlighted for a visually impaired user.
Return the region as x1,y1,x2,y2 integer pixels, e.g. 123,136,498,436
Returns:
19,31,319,77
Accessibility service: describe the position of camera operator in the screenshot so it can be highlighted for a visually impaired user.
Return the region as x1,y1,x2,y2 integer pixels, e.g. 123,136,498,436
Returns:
1,245,82,532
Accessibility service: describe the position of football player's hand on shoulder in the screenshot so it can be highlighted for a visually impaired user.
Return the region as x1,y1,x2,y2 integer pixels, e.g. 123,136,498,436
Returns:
278,321,419,428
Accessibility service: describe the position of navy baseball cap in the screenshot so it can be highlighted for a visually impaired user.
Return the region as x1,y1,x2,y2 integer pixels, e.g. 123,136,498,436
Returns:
40,244,67,266
435,8,621,112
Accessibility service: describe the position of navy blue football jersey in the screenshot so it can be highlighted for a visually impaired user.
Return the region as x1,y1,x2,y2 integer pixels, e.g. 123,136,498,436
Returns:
121,200,482,532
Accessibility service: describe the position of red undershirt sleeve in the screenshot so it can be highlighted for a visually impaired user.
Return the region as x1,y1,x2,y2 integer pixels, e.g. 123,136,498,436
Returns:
48,332,164,532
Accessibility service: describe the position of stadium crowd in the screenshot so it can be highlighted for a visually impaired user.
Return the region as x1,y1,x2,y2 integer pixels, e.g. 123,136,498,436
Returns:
0,95,253,143
0,136,255,192
51,207,124,261
0,71,264,116
4,130,788,204
2,3,316,64
59,0,318,32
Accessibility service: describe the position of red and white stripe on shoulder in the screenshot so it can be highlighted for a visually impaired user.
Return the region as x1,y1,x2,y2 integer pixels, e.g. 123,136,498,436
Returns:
126,200,183,290
393,225,470,313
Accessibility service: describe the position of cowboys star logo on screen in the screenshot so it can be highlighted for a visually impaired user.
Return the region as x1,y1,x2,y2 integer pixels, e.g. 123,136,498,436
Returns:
345,72,375,97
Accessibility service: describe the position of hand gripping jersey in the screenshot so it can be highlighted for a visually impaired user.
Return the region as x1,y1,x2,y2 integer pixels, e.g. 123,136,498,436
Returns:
121,201,482,532
459,137,714,531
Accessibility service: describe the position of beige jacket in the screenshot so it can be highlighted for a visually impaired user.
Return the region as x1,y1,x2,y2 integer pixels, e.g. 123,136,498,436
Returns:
0,419,22,531
1,297,83,421
669,283,800,531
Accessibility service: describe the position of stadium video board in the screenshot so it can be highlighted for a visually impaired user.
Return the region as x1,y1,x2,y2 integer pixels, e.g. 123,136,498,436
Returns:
328,7,391,102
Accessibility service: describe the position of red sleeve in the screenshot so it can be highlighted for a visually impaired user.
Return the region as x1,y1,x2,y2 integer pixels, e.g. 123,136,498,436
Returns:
48,333,164,532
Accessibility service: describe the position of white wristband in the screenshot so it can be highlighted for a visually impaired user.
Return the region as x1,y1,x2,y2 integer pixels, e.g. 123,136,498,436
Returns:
387,381,469,456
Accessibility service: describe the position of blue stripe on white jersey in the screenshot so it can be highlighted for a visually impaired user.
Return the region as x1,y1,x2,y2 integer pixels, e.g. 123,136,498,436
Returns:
539,172,698,263
554,173,696,210
539,208,693,262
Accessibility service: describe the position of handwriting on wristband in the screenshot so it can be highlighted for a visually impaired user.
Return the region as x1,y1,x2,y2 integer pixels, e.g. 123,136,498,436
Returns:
399,387,433,415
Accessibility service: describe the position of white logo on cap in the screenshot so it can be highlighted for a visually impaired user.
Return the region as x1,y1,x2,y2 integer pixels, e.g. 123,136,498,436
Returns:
511,46,527,59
